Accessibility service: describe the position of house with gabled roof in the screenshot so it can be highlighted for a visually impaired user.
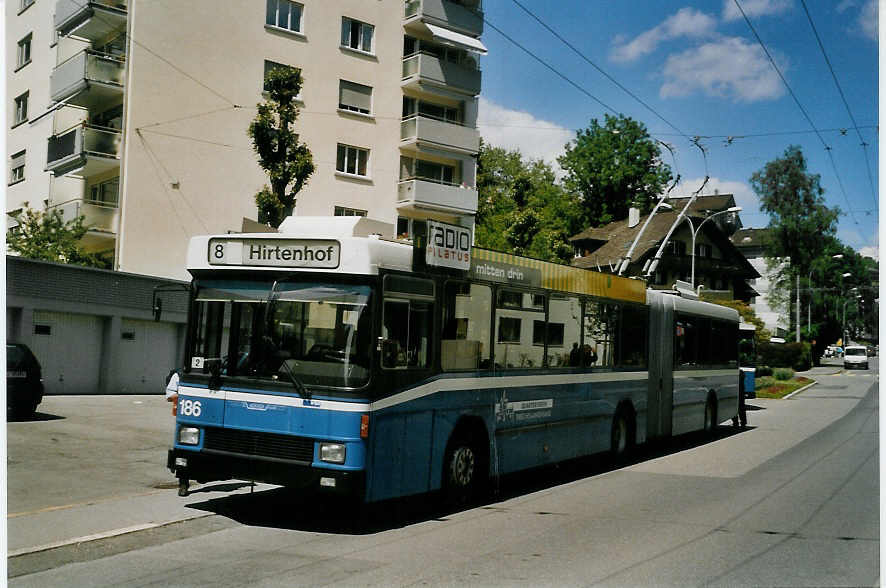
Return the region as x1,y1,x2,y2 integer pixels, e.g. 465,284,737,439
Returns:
569,194,760,302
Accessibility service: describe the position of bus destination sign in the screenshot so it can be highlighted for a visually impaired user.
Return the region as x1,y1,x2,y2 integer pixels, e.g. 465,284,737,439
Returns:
426,220,472,271
208,238,340,269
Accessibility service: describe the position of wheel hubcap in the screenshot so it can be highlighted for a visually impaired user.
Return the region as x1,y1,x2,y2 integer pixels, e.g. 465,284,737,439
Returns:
451,446,475,487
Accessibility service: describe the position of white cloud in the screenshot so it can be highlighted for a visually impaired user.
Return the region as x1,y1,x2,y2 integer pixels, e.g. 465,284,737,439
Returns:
610,7,718,62
722,0,792,21
477,98,573,172
859,0,878,41
660,37,785,102
672,176,765,225
858,246,879,260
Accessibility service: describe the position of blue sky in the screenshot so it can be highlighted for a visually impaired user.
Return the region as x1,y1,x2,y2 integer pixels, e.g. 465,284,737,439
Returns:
476,0,879,258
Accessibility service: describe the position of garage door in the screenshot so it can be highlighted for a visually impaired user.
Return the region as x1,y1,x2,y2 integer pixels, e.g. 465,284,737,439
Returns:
117,319,180,394
30,311,103,395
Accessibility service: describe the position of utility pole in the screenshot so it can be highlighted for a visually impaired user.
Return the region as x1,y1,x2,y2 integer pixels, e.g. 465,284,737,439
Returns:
796,273,800,342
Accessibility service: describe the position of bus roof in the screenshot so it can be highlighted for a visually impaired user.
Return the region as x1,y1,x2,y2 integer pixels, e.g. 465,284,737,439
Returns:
187,217,647,304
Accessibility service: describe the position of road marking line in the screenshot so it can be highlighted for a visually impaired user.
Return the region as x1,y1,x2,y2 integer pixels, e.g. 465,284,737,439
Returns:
7,515,213,558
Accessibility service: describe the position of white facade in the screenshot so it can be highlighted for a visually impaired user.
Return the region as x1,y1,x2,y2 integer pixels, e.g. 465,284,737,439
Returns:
7,0,485,280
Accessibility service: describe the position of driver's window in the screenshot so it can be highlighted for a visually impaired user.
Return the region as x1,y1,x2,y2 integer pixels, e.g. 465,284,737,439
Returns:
382,299,431,369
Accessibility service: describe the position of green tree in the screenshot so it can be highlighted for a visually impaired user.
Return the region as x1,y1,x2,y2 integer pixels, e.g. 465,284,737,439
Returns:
7,203,111,269
558,114,672,227
750,146,841,338
248,66,315,228
476,143,582,264
750,145,840,276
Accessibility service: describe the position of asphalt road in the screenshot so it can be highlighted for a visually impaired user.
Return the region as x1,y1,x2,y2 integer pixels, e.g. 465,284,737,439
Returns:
7,359,879,586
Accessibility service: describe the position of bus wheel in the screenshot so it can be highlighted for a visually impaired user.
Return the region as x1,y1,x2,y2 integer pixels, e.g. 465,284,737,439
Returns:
704,395,717,434
443,433,483,507
610,408,634,460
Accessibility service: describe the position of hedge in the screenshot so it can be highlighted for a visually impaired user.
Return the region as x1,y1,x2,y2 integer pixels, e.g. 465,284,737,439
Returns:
757,341,811,372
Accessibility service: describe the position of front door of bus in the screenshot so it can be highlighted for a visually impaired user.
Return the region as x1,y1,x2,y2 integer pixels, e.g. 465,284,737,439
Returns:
646,294,673,439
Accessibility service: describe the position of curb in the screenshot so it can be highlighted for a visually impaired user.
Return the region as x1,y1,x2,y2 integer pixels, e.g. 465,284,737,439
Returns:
783,379,818,400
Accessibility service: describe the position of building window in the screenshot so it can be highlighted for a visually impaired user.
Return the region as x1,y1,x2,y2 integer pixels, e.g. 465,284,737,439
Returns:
497,317,521,344
9,151,25,185
13,92,29,126
338,80,372,115
16,34,32,69
696,243,712,258
336,144,369,177
334,206,367,217
89,177,120,206
341,17,374,54
263,60,302,99
34,324,51,336
667,240,687,256
266,0,303,34
402,97,462,124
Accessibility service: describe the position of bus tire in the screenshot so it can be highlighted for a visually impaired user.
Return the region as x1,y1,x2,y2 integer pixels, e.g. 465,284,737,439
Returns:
610,405,635,460
704,394,717,434
442,428,486,508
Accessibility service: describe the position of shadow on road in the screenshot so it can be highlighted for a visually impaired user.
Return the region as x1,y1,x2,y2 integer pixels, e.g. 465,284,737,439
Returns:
184,424,754,536
7,411,66,423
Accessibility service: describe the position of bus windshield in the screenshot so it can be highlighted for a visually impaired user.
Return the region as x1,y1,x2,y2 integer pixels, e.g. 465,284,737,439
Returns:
190,279,373,389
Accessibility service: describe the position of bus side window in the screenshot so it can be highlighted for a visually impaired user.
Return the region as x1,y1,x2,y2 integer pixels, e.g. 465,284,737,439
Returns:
619,305,648,369
441,282,491,371
582,300,615,368
675,314,699,368
548,295,581,368
382,299,431,369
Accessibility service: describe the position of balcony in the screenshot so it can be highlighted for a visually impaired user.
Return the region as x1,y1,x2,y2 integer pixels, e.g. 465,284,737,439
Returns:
404,0,483,37
397,178,478,217
55,0,127,41
55,199,119,250
401,115,479,155
50,50,125,110
402,52,481,96
46,124,121,177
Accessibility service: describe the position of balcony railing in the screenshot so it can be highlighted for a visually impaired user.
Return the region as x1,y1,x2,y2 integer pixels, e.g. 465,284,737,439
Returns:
397,178,478,216
46,123,121,177
401,115,480,154
402,52,481,96
50,49,125,109
404,0,483,36
55,0,127,41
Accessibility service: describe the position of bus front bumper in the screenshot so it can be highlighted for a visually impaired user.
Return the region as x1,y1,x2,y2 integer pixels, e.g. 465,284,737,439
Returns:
167,448,364,497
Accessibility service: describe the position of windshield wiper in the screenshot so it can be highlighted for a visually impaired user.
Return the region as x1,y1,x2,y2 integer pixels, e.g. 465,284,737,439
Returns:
278,358,311,400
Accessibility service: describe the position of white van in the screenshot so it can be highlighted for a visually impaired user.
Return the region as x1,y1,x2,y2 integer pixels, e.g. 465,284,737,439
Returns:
843,345,869,370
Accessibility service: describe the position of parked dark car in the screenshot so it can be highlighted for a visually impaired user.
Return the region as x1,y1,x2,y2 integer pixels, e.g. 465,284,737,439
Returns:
7,343,44,420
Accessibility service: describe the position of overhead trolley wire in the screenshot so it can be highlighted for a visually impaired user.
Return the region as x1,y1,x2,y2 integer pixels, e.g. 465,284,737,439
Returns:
799,0,878,209
509,0,688,139
732,0,869,241
482,16,620,116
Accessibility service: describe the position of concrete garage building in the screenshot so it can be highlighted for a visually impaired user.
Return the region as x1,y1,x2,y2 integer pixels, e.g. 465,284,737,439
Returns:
6,256,189,395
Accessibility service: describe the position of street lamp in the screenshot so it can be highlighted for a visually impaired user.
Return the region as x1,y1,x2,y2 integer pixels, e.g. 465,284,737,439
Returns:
686,206,742,288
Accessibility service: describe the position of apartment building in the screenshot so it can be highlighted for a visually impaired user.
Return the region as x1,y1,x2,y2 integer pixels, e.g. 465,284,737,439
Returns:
7,0,485,280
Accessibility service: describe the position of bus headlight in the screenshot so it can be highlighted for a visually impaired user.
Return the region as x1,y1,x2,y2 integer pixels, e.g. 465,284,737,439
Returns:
178,427,200,445
320,443,346,464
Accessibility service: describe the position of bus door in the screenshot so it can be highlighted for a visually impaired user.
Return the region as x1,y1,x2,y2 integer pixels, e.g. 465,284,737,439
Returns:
646,293,673,439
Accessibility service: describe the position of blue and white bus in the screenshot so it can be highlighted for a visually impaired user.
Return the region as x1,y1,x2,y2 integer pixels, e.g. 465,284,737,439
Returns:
167,216,740,504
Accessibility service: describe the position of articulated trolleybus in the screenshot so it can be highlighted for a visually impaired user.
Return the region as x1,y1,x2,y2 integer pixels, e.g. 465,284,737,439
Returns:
167,216,740,504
